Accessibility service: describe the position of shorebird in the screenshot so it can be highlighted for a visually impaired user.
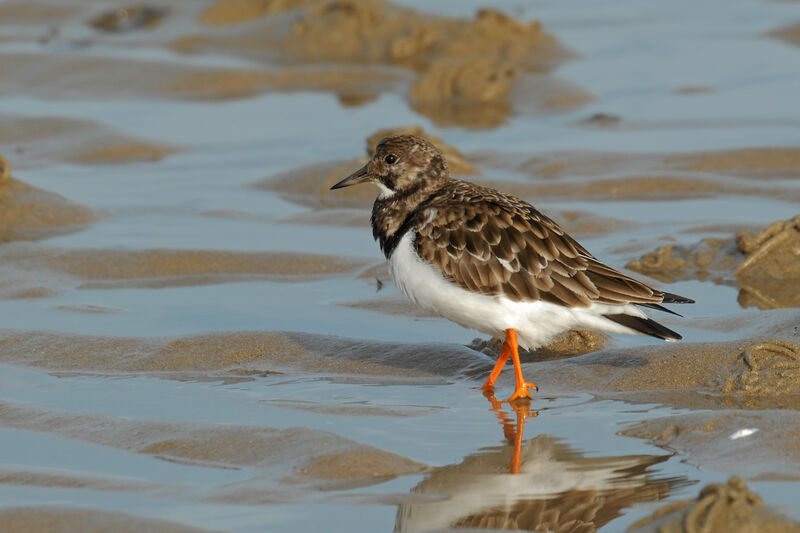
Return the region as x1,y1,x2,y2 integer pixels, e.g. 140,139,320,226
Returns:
331,135,693,401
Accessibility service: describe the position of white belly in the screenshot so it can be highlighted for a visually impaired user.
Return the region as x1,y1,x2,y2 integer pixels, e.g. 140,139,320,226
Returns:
388,233,646,350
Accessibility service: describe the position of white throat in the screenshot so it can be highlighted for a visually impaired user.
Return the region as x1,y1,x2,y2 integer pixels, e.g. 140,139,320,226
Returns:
376,182,395,199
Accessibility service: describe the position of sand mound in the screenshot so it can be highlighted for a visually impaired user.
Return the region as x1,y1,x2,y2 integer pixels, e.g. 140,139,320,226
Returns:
0,468,156,492
3,316,800,408
621,409,800,478
0,507,216,533
626,238,742,284
735,216,800,309
0,52,401,102
0,329,490,381
0,400,425,485
769,22,800,48
89,6,168,32
629,477,800,533
0,114,177,167
175,1,581,126
628,216,800,309
200,0,318,26
0,156,96,244
0,243,369,298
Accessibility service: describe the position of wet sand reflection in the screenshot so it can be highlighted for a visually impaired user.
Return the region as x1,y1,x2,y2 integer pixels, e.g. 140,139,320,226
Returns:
395,396,687,532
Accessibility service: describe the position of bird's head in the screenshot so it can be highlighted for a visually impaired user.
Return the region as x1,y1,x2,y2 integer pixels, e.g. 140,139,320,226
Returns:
330,135,450,198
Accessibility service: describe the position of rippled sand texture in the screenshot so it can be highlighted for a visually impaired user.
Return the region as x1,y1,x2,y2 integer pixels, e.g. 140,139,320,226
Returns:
2,0,800,531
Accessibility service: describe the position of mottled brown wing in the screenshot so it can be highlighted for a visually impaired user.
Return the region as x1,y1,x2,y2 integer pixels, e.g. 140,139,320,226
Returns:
414,193,665,307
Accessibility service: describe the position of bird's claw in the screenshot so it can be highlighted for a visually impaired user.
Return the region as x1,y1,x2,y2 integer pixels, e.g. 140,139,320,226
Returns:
507,381,538,402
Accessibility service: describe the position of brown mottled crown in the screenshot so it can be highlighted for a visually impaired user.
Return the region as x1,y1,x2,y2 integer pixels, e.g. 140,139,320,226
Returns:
371,135,450,195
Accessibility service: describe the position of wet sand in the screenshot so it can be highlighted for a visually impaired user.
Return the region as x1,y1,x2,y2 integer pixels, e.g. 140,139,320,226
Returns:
628,216,800,309
0,114,176,167
2,0,800,531
0,243,370,298
629,477,800,533
0,156,96,243
0,508,218,533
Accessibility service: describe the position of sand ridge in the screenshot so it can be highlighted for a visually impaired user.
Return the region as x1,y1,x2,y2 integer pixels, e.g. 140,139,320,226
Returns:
0,156,97,244
629,477,800,533
628,216,800,310
0,243,371,298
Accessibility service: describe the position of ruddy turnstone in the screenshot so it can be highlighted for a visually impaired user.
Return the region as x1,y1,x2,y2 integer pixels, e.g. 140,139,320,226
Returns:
331,135,693,401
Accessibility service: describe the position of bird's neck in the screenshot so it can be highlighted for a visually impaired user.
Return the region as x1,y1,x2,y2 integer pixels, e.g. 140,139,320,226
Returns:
371,179,447,257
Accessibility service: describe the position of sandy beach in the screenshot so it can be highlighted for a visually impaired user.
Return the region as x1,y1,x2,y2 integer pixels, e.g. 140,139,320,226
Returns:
1,0,800,531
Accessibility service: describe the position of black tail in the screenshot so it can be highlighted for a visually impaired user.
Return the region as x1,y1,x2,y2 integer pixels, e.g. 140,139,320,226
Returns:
604,313,683,341
661,292,695,304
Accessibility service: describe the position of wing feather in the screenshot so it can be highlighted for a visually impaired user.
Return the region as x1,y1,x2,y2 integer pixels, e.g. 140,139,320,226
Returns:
412,180,675,308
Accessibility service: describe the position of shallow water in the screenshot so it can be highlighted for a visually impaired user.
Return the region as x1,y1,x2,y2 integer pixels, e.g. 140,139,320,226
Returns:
1,0,800,531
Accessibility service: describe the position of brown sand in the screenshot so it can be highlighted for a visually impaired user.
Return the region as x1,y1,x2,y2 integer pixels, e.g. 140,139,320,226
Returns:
628,216,800,310
254,158,372,209
0,53,403,102
674,85,715,94
279,208,369,227
0,507,218,533
482,175,754,202
185,2,567,72
508,147,800,180
174,1,579,126
264,400,428,417
628,477,800,533
467,147,800,201
0,114,176,167
0,329,489,380
338,295,437,318
89,6,169,32
735,216,800,309
768,22,800,48
622,410,800,478
0,2,78,24
671,147,800,177
0,400,425,482
0,157,97,244
0,468,157,492
556,210,640,236
0,243,369,298
170,66,405,102
199,0,318,26
626,237,742,284
0,309,798,404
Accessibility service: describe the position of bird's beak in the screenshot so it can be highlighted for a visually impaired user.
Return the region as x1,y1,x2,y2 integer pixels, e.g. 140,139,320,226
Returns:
330,163,371,190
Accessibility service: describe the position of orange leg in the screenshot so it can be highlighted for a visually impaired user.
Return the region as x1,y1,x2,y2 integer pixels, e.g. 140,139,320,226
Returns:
505,329,538,402
480,335,512,393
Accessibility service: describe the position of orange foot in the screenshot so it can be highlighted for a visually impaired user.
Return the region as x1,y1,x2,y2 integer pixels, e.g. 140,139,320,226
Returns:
508,381,538,402
481,328,539,402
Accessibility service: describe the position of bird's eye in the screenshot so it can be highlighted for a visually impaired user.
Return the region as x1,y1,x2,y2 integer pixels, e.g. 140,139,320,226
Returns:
384,154,398,165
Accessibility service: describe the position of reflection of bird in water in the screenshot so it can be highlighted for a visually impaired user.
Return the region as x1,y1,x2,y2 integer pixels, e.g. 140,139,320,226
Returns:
395,398,683,532
331,135,693,401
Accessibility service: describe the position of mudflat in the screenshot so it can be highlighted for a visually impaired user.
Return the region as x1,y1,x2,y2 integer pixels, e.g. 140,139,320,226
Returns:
1,0,800,531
